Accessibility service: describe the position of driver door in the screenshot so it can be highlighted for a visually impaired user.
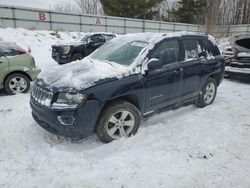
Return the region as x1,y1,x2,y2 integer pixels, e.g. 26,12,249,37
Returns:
143,39,184,114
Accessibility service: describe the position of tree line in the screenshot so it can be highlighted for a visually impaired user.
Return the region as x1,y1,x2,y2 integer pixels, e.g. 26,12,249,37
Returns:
53,0,250,26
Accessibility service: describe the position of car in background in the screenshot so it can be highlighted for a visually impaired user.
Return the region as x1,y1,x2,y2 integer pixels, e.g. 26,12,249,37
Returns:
225,34,250,80
222,46,233,59
0,41,41,94
31,32,225,143
52,32,116,64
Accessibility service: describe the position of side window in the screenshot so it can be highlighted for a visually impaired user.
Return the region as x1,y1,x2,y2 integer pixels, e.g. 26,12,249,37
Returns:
150,40,180,65
202,39,220,56
104,35,115,41
91,35,105,44
2,49,19,56
183,39,202,59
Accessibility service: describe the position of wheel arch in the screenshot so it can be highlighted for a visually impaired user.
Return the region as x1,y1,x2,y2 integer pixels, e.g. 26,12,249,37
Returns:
208,72,221,86
4,71,32,83
72,48,86,58
101,94,142,113
94,94,142,131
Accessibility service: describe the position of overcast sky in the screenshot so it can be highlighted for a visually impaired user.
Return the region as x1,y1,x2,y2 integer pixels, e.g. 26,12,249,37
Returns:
0,0,73,9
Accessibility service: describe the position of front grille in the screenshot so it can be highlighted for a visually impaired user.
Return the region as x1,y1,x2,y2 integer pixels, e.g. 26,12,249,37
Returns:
52,46,60,53
31,84,53,107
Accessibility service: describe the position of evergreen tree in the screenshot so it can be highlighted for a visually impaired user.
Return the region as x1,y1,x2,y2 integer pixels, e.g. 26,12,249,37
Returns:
171,0,206,24
100,0,163,19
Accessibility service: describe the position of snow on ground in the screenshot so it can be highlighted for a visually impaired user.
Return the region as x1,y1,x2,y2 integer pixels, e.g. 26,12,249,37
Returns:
0,28,250,187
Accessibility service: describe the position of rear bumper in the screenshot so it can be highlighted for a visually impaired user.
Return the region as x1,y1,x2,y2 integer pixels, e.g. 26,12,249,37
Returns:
30,99,102,138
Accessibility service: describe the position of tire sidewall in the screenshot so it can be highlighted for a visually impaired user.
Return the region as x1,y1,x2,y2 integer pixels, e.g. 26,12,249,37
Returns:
4,73,30,95
96,101,140,143
199,78,217,107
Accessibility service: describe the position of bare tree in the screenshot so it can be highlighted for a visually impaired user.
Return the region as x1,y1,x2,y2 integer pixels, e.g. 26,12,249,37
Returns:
53,2,80,13
75,0,103,15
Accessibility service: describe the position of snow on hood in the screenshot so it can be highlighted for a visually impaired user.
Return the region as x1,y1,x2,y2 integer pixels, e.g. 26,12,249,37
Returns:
39,57,130,90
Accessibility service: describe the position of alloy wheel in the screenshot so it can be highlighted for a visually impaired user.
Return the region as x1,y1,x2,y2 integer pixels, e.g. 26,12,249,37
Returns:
8,77,28,93
106,110,135,139
203,82,216,104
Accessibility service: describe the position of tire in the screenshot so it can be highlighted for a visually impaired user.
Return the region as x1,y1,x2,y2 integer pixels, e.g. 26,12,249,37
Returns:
4,73,30,95
71,53,83,62
96,100,140,143
196,78,217,108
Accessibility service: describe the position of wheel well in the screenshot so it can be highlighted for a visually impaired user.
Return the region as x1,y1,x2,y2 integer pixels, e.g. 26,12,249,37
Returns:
94,95,141,132
73,52,85,57
209,73,221,86
4,71,32,83
101,95,141,114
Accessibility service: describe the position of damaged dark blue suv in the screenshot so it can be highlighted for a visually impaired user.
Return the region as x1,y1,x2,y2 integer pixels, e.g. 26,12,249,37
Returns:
30,32,225,143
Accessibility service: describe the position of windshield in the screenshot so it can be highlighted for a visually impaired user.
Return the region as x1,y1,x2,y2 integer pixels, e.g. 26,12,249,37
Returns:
90,40,148,66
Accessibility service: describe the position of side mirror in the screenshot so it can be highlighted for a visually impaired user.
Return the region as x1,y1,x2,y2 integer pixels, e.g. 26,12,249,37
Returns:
147,58,163,71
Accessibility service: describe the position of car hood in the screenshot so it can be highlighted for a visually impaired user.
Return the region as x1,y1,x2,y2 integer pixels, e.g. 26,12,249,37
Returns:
39,57,131,91
52,42,87,47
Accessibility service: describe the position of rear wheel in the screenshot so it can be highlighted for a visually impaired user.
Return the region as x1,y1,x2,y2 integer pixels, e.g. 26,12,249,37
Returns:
96,100,140,143
4,73,30,95
196,78,217,108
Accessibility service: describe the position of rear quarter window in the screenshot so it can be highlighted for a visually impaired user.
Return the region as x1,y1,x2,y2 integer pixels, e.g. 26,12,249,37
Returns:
202,38,221,56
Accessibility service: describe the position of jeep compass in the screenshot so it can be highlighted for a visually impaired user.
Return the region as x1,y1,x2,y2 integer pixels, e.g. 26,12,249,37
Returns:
30,32,225,143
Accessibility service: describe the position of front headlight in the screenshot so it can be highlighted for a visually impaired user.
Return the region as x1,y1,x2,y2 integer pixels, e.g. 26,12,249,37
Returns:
62,46,70,54
52,92,87,109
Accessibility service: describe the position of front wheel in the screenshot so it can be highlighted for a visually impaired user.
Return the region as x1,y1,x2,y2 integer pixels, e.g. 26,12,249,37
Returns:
71,53,83,62
196,78,217,108
4,73,30,95
96,100,140,143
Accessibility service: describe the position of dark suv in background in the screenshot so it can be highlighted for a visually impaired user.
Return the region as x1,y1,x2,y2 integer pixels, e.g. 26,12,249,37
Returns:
52,32,116,64
31,32,225,143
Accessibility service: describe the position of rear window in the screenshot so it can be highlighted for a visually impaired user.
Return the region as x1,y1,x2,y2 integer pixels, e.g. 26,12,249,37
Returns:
104,35,115,41
202,39,220,56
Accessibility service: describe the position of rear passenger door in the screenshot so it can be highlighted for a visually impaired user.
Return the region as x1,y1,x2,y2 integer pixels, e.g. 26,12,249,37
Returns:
143,39,184,113
180,38,204,100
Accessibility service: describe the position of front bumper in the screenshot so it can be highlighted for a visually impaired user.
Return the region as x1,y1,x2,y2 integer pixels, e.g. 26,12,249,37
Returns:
52,53,72,64
225,66,250,80
26,68,41,81
30,99,102,138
